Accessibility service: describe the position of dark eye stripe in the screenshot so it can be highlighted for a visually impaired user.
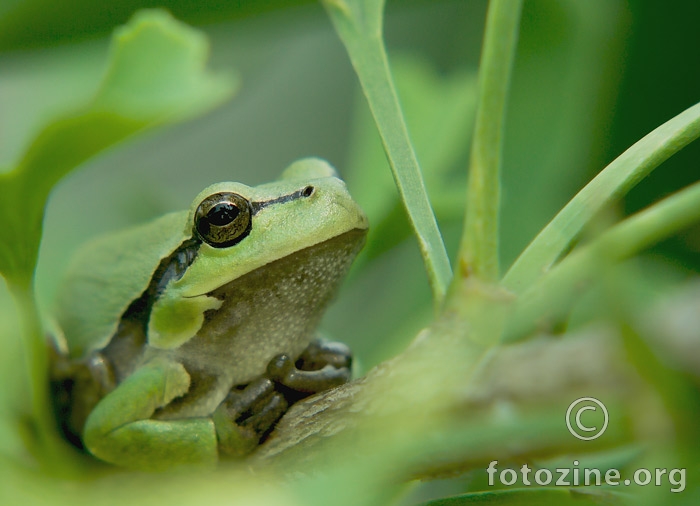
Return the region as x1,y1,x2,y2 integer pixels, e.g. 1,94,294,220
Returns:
251,186,315,214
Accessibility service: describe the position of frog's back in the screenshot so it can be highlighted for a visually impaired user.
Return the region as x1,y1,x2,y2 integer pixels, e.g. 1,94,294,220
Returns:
55,211,190,358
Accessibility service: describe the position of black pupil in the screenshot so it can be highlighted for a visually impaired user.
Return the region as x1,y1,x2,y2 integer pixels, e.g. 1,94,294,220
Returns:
208,202,239,226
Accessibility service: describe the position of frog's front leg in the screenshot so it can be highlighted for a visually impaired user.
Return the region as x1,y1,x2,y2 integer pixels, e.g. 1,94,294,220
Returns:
267,339,352,394
83,357,217,471
213,378,288,457
213,340,351,458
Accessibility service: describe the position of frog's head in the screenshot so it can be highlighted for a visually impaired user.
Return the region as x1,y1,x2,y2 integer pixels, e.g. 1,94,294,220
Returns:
147,158,368,349
188,157,367,252
182,157,368,295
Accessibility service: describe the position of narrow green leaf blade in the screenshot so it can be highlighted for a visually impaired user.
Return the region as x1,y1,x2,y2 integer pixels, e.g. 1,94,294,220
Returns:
503,101,700,293
323,0,452,303
504,179,700,342
420,488,626,506
346,56,477,266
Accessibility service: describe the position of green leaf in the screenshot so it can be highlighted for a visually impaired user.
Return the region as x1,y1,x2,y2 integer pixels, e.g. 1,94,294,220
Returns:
503,101,700,293
419,488,627,506
0,9,236,286
93,11,232,119
504,179,700,342
323,0,452,303
0,8,236,466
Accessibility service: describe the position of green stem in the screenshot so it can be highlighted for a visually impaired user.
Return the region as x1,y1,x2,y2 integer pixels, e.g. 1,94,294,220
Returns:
10,282,47,421
503,179,700,342
8,276,83,472
457,0,523,283
503,101,700,293
323,0,452,303
8,279,54,452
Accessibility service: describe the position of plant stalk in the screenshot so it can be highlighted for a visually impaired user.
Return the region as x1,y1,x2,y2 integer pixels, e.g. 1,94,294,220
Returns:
457,0,523,284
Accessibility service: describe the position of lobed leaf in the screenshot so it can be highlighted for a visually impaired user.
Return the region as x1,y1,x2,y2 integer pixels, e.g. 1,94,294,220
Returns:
0,9,236,465
0,9,236,286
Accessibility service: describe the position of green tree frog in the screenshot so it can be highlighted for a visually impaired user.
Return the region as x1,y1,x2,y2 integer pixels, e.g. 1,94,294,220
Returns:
50,158,368,471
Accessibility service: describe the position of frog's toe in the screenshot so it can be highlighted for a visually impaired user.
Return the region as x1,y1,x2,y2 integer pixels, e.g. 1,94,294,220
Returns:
241,391,288,435
224,377,276,416
297,339,353,371
215,378,289,457
267,353,350,394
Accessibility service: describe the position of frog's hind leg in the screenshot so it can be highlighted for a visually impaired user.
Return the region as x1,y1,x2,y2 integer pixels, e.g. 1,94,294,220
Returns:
49,342,115,449
297,339,352,372
82,358,218,470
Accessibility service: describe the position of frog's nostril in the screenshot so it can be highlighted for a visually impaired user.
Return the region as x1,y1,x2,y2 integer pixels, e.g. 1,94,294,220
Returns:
302,186,315,197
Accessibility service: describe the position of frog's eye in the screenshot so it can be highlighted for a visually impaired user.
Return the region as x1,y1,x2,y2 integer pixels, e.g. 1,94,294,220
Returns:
194,192,252,248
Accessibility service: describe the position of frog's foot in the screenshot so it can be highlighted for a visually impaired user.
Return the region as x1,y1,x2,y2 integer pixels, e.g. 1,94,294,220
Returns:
214,377,288,457
267,339,352,396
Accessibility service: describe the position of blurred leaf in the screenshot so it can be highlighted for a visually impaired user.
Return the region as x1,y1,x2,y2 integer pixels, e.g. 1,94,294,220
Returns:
0,455,299,506
505,180,700,342
420,488,628,506
616,281,700,461
0,0,314,51
0,8,236,468
0,8,236,286
0,279,26,462
503,101,700,294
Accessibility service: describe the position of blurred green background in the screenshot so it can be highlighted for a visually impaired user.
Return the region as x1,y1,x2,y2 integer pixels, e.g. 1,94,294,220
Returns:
1,0,698,396
0,1,635,361
0,1,699,502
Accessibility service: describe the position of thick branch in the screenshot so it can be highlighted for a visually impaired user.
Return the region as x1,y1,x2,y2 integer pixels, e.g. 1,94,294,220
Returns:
252,326,649,477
